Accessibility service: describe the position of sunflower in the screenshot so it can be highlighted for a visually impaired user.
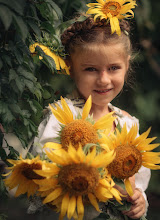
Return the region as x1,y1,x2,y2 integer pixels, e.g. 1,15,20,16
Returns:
100,124,160,196
86,0,137,36
29,43,70,75
4,156,47,197
34,143,122,220
47,95,116,150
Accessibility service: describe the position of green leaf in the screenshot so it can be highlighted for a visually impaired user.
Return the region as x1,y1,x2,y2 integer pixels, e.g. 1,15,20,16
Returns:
140,216,147,220
17,66,36,82
0,58,3,70
0,102,15,124
0,0,25,16
13,14,28,41
42,89,52,99
3,55,12,67
9,69,17,82
27,20,41,38
0,175,8,199
13,47,23,64
0,5,12,30
8,146,19,159
9,103,22,114
0,147,7,161
46,0,63,21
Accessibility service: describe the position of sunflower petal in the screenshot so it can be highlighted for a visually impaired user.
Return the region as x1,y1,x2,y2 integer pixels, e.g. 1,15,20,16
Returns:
59,193,69,220
124,178,133,197
82,95,92,120
67,196,76,219
43,142,62,150
77,195,84,220
94,111,115,130
88,193,100,212
61,97,74,121
43,187,62,204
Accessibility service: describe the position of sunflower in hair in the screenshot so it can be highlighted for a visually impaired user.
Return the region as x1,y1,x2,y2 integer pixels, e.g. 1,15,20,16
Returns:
100,124,160,196
86,0,137,36
46,95,116,151
34,143,122,220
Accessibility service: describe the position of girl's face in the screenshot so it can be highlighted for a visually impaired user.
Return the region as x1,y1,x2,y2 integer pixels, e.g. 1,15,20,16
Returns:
69,43,130,110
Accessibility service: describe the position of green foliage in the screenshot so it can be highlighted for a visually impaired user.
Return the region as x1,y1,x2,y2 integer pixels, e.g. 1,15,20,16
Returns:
0,0,69,157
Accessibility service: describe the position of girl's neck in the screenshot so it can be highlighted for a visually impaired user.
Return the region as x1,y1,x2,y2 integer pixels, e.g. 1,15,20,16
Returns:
90,104,110,121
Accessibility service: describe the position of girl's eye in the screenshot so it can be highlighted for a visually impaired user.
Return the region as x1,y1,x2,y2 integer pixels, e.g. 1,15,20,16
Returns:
109,66,120,71
85,67,97,72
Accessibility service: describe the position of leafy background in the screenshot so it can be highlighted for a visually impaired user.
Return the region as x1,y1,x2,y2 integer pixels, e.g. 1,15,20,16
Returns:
0,0,160,219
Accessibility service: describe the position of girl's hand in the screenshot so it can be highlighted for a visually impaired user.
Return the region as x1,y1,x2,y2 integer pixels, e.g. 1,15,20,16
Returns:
122,188,146,219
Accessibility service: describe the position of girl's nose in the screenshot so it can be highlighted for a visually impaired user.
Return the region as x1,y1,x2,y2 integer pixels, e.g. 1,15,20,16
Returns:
97,71,111,85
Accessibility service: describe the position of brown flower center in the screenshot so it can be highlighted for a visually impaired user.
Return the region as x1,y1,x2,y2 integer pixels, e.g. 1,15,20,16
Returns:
103,1,121,16
58,163,99,196
108,145,142,179
61,119,98,150
22,163,44,180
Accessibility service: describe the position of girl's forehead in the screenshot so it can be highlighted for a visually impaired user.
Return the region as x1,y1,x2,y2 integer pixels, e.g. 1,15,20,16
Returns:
71,43,127,62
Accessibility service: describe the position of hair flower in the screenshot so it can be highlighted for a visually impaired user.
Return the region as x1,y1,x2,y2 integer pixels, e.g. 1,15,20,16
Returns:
86,0,137,36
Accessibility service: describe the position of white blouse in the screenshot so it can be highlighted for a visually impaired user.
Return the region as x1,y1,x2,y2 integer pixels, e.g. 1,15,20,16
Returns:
30,97,151,219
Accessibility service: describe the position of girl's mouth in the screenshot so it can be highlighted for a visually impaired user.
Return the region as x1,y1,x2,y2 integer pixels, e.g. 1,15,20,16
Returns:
94,89,112,94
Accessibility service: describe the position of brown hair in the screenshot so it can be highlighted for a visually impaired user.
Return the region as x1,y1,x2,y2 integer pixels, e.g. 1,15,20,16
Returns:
61,17,131,55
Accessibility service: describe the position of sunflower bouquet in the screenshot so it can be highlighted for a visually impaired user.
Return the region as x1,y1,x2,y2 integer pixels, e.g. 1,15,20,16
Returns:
4,96,160,220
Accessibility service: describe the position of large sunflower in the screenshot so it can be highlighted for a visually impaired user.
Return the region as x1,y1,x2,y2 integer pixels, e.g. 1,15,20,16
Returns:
100,124,160,196
4,156,47,197
29,43,70,75
48,95,116,150
86,0,137,36
34,143,122,220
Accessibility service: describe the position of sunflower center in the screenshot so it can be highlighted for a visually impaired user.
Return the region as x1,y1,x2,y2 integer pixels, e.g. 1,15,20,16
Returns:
108,145,142,179
103,1,121,17
58,163,99,196
22,163,44,180
61,119,98,150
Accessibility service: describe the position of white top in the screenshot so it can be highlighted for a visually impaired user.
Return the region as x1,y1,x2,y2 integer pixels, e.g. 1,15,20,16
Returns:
30,96,151,219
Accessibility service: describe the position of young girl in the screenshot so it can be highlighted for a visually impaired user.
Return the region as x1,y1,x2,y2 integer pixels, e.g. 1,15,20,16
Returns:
31,16,151,219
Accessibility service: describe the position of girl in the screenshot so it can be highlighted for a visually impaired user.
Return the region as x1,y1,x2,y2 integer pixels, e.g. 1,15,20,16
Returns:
31,16,151,219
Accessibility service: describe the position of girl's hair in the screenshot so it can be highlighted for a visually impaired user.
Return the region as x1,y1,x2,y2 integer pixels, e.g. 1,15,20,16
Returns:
61,16,131,56
61,16,134,84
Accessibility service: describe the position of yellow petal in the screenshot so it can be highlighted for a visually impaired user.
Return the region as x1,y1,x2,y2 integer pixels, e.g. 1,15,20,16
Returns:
67,196,76,219
54,103,72,124
137,139,159,152
88,193,100,212
134,127,151,145
59,193,70,220
110,16,121,36
94,111,115,130
82,95,92,120
91,150,115,168
142,152,160,164
85,146,96,163
124,178,133,197
43,187,62,204
77,195,84,220
142,162,160,170
49,104,67,124
61,97,73,121
43,142,62,150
